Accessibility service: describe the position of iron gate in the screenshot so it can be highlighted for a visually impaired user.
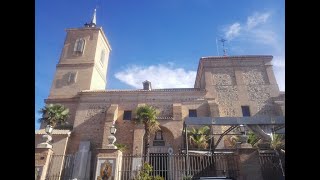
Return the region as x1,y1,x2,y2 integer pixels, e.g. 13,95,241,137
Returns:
46,154,75,180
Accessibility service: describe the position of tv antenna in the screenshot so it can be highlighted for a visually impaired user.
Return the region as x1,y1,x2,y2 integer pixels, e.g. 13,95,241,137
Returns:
219,38,228,56
215,38,219,56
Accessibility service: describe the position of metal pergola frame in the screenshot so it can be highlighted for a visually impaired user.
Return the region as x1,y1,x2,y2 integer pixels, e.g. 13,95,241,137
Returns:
182,116,285,176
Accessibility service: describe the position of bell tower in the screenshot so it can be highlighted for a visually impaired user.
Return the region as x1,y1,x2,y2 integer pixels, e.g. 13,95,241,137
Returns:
48,9,111,99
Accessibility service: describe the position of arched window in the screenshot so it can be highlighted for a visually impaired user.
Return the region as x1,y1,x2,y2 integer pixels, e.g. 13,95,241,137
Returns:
154,130,163,140
74,38,85,54
153,130,165,146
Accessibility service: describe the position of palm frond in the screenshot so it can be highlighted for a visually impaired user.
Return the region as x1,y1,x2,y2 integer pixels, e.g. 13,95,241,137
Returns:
38,104,70,127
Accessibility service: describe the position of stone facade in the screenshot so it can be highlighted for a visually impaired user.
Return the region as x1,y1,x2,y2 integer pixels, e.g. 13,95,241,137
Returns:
38,26,285,153
36,21,285,180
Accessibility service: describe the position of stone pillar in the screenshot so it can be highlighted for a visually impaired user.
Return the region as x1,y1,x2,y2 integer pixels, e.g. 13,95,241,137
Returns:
265,63,280,97
95,149,123,180
132,124,145,155
35,148,53,180
204,70,216,98
207,100,219,117
173,103,182,120
274,101,285,116
102,104,119,148
207,100,224,149
237,149,263,180
265,63,278,85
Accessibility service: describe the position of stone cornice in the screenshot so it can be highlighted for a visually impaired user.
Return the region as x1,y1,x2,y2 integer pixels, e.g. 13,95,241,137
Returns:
200,55,273,60
76,89,206,103
35,129,71,136
78,88,206,97
45,97,79,103
80,88,205,93
57,62,94,68
156,116,173,120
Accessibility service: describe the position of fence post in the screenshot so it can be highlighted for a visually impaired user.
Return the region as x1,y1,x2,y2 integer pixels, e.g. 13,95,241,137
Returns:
35,147,53,180
95,148,123,180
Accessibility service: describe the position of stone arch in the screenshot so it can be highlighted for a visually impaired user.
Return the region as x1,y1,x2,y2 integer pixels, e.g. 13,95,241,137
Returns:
149,125,175,153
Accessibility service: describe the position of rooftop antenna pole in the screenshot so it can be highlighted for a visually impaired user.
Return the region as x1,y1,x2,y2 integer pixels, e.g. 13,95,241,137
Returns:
216,38,220,56
219,38,227,56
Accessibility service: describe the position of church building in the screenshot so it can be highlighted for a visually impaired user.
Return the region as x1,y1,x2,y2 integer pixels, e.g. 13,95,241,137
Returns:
35,9,285,180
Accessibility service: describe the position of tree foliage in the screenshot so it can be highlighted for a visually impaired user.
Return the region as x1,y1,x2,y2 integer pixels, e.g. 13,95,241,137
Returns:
134,163,164,180
271,134,285,150
38,104,70,127
135,105,160,154
114,143,128,152
187,126,210,149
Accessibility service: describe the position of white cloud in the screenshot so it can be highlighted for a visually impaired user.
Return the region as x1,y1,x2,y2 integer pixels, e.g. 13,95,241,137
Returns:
222,11,284,91
225,23,241,40
114,64,197,89
247,12,270,29
274,66,285,91
223,12,274,47
272,56,285,91
272,56,285,68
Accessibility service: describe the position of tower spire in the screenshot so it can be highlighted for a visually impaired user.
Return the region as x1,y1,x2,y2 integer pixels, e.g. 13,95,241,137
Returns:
84,8,97,27
91,8,97,25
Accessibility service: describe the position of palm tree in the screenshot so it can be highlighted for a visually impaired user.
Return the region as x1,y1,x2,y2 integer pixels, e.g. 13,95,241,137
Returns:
271,134,285,150
114,143,128,152
247,131,259,147
187,126,210,149
38,104,70,128
227,135,240,148
135,105,160,155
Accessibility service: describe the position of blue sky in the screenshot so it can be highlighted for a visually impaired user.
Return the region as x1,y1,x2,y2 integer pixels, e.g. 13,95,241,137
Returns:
35,0,285,129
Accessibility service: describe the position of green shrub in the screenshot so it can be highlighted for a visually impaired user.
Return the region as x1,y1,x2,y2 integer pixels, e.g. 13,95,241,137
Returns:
134,163,164,180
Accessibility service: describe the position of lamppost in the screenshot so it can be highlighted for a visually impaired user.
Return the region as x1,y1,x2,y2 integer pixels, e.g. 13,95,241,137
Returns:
238,124,248,143
45,124,53,135
107,124,117,149
110,124,117,135
37,124,53,148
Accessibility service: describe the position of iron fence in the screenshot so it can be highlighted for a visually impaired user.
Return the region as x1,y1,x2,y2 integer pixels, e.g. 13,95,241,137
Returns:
46,154,76,180
259,151,285,180
45,153,240,180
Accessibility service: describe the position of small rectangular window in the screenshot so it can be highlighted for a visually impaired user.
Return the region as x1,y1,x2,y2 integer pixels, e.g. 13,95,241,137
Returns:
100,50,105,66
74,38,85,54
241,106,251,117
123,111,132,120
67,72,77,84
189,109,197,117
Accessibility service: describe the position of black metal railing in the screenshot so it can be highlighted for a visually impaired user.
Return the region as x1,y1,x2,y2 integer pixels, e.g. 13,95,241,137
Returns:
259,151,285,180
46,154,75,180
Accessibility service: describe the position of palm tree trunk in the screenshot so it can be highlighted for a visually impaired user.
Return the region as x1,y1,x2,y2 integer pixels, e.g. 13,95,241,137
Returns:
144,122,150,155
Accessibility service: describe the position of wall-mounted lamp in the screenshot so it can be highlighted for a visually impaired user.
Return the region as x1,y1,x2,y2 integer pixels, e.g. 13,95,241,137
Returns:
45,125,53,135
239,124,246,135
110,125,117,135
